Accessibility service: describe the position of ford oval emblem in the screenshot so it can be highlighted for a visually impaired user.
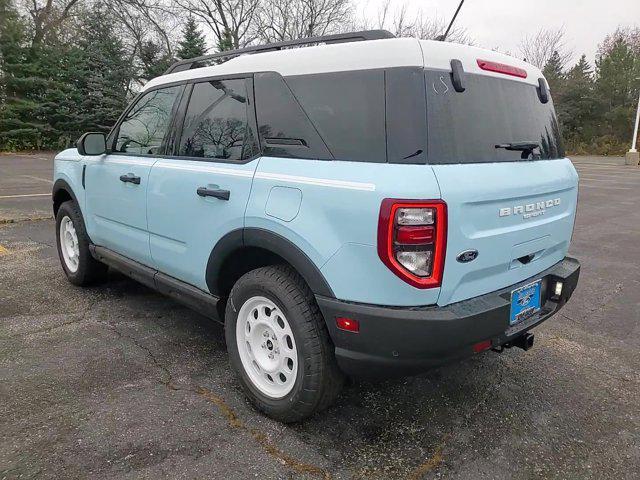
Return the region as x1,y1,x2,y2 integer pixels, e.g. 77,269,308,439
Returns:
456,249,478,263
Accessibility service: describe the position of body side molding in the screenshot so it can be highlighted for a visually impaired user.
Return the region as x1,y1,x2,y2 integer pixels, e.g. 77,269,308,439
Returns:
90,245,222,322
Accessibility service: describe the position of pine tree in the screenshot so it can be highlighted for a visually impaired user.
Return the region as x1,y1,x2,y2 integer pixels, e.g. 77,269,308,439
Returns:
542,50,565,95
595,38,640,149
177,17,207,60
75,7,132,135
559,55,597,151
0,1,58,149
0,3,133,149
139,40,173,81
217,29,235,52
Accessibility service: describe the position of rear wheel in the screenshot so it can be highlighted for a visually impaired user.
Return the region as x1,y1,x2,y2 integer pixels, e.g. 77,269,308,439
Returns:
55,200,108,286
225,265,344,422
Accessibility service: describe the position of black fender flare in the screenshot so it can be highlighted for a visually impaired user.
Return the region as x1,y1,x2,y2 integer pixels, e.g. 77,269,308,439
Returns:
206,228,335,298
52,178,80,215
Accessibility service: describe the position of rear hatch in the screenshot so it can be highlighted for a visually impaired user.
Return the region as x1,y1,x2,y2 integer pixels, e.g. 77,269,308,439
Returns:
420,46,579,306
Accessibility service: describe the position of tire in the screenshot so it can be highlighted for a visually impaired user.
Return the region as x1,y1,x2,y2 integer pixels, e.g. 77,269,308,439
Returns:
225,265,344,422
55,200,108,286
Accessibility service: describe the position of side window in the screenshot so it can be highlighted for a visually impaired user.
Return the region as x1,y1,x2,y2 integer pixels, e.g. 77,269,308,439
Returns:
285,71,386,163
254,72,332,160
178,79,258,161
115,85,182,155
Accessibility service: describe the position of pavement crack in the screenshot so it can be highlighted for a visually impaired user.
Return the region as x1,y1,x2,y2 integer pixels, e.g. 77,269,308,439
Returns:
0,215,53,225
27,235,54,248
407,434,449,480
100,321,174,388
9,316,84,338
196,386,332,480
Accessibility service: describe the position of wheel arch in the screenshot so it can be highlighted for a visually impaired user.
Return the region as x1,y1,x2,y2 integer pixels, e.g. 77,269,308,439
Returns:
52,178,80,216
206,228,335,299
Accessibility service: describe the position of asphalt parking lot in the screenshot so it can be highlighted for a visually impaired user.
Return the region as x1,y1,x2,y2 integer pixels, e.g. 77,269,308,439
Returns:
1,153,639,479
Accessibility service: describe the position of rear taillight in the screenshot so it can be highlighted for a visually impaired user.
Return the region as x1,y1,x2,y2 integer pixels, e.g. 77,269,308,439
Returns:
377,199,447,289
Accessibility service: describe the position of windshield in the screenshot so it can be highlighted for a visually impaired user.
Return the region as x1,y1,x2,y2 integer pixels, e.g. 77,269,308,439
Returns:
425,69,564,164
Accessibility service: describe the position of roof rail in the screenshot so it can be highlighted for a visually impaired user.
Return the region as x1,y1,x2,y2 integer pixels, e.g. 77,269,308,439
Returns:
164,30,395,75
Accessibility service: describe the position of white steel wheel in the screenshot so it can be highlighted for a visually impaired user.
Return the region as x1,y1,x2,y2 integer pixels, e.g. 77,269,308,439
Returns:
59,215,80,273
236,296,298,399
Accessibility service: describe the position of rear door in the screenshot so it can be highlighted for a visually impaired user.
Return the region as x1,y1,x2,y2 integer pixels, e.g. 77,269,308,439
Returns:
146,77,260,291
85,85,183,265
422,61,578,306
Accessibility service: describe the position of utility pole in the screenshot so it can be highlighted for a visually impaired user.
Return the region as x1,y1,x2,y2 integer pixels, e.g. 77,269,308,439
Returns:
626,88,640,165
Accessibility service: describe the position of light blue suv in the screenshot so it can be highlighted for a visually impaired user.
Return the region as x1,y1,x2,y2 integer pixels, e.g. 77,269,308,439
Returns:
52,31,580,422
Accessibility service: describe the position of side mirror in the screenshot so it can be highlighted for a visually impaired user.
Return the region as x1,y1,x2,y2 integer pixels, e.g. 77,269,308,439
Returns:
77,132,107,156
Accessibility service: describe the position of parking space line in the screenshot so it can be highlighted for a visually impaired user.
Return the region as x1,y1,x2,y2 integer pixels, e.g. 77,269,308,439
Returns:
576,169,639,175
0,244,9,255
577,167,640,172
21,175,53,184
580,173,640,182
573,162,630,167
0,193,50,199
580,176,640,186
579,183,632,190
577,174,636,179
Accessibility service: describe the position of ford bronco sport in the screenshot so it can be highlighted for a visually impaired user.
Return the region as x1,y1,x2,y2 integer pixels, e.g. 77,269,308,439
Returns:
52,30,580,422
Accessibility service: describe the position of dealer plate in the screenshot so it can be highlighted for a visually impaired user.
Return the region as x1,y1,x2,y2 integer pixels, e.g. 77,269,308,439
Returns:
510,279,542,325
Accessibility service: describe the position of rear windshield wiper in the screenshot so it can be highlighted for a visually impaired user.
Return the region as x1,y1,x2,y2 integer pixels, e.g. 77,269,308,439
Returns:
495,142,541,159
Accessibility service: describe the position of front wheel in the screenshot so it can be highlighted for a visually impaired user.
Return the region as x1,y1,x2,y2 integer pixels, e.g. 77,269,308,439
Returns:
225,265,344,422
55,200,108,286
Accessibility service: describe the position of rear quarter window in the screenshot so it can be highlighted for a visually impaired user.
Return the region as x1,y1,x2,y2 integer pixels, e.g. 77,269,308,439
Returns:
285,70,386,163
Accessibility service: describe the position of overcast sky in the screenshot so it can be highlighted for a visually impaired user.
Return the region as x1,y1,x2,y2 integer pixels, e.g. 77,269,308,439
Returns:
357,0,639,66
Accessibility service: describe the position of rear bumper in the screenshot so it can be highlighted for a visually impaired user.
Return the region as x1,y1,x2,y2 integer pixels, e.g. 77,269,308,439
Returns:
316,256,580,377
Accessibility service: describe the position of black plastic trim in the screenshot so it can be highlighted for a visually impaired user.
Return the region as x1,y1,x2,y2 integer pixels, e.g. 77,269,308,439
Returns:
90,245,221,321
450,59,466,92
205,228,335,298
52,179,80,214
244,229,334,297
537,77,550,104
316,257,580,377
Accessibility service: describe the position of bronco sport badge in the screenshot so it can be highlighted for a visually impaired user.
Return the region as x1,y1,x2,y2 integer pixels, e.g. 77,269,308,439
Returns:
499,198,561,219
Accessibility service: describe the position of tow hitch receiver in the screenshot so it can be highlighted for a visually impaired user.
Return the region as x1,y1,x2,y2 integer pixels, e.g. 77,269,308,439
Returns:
492,332,535,353
513,332,535,351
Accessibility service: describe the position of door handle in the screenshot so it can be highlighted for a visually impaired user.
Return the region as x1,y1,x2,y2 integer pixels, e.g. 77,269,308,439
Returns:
197,187,230,200
120,173,141,185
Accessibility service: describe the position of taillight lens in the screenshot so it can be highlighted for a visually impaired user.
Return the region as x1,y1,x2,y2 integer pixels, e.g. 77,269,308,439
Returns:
377,199,447,289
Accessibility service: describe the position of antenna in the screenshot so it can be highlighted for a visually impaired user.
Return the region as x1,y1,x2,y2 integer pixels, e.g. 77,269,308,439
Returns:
436,0,466,42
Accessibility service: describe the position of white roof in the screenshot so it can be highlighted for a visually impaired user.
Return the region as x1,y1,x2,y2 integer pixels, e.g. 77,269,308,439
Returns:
143,37,544,92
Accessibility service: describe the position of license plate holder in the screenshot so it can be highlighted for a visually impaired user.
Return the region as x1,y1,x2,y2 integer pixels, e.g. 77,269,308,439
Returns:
510,279,542,325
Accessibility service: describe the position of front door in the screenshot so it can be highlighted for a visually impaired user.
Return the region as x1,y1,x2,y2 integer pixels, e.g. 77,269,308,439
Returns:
147,77,260,290
84,85,184,266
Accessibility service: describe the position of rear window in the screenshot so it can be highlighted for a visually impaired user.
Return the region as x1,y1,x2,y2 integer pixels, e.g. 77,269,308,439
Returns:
425,70,565,164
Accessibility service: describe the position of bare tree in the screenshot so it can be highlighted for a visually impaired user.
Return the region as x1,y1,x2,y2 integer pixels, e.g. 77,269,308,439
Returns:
22,0,83,45
105,0,178,57
256,0,353,43
174,0,261,50
598,26,640,57
354,0,472,44
518,27,573,69
100,0,179,86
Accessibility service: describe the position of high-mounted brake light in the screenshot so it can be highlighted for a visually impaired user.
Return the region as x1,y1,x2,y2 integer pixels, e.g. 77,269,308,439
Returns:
477,59,528,78
377,199,447,289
